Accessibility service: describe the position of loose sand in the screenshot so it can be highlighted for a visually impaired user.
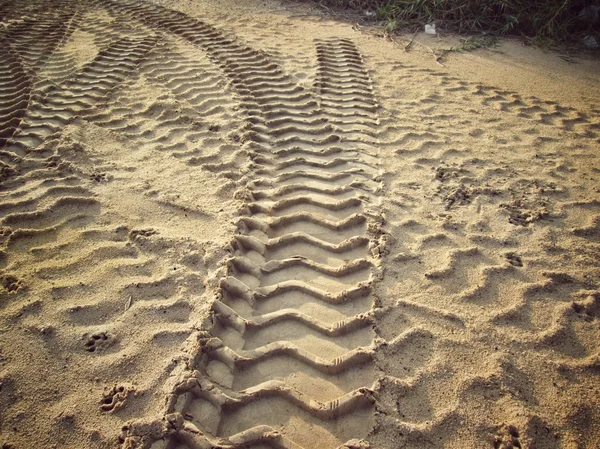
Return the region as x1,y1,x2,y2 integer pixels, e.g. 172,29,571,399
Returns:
0,0,599,448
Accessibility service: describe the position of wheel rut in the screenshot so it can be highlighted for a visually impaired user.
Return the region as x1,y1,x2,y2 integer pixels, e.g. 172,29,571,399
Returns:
3,2,599,449
2,0,385,447
166,45,381,442
88,3,385,448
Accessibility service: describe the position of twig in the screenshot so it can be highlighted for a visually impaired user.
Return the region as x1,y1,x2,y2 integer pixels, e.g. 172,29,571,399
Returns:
414,40,446,66
124,295,133,312
404,30,419,52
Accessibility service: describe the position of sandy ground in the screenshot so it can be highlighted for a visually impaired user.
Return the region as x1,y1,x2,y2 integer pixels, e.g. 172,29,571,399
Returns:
0,1,599,448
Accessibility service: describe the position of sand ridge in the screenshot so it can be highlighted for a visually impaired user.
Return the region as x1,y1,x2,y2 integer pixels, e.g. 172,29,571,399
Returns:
0,0,599,448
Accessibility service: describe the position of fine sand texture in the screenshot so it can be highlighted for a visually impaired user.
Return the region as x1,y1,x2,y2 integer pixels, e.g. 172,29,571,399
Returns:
0,1,599,449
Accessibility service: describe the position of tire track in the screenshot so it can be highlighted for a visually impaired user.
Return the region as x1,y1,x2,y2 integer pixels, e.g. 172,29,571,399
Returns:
387,64,600,139
86,38,242,171
96,0,320,139
0,1,158,309
0,38,31,155
96,3,384,448
3,35,157,156
3,1,385,446
1,1,595,447
2,10,80,74
0,6,209,446
315,38,379,126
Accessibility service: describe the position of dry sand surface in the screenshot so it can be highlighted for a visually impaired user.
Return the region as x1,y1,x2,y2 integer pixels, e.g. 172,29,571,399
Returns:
1,0,599,448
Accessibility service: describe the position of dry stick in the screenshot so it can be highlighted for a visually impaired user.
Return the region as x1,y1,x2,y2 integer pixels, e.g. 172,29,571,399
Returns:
414,40,446,66
404,30,419,52
125,295,133,312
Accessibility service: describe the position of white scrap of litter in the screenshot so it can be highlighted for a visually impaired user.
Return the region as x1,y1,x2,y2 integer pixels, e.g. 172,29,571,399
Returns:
425,24,436,35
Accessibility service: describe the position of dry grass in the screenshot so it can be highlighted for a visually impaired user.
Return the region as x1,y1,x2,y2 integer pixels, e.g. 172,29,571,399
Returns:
315,0,599,45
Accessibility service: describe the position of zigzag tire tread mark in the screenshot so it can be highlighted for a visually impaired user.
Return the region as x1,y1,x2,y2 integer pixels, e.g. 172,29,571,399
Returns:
0,37,31,150
87,5,384,447
2,8,80,74
315,39,378,113
85,39,242,169
95,0,327,144
96,0,383,172
4,35,157,155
